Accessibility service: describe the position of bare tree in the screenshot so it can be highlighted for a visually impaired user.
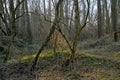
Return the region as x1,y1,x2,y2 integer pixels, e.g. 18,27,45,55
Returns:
0,0,7,35
57,0,90,66
104,0,110,33
97,0,102,38
43,0,46,17
3,0,26,62
25,0,32,43
0,0,11,36
111,0,117,41
31,0,64,71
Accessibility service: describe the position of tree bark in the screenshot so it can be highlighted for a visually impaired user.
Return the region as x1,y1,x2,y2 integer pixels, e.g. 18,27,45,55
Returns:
97,0,102,38
104,0,110,33
25,0,32,43
111,0,117,41
3,0,16,62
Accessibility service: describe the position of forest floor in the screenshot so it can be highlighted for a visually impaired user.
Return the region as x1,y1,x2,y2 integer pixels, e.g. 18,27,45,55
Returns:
0,38,120,80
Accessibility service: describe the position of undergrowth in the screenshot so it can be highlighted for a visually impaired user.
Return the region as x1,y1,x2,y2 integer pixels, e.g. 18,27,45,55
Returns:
0,50,120,80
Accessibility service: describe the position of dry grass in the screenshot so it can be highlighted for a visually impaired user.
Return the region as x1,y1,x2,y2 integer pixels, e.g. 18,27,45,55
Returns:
1,37,120,80
0,50,120,80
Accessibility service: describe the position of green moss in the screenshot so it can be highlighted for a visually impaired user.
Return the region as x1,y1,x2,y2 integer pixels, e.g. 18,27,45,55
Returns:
21,54,36,60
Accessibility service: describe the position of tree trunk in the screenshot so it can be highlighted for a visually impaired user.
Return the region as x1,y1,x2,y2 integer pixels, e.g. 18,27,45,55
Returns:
72,0,81,57
111,0,117,41
16,0,22,38
97,0,102,38
25,0,32,43
3,0,16,62
43,0,46,17
104,0,110,33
